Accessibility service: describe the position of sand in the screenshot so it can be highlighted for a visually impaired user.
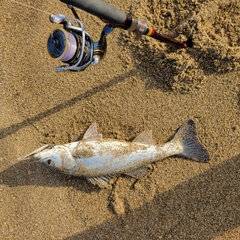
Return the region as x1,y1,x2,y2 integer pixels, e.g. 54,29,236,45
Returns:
0,0,239,239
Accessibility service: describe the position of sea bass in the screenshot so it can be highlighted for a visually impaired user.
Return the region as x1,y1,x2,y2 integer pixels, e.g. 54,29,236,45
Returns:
25,120,209,188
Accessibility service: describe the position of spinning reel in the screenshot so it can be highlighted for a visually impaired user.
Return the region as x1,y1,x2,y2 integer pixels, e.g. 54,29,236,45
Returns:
47,0,192,72
47,6,114,71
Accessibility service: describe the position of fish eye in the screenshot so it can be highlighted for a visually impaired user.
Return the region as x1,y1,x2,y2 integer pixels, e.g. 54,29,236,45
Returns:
46,159,52,166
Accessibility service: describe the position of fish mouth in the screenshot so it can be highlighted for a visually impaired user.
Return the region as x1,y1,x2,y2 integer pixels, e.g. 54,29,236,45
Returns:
34,150,52,162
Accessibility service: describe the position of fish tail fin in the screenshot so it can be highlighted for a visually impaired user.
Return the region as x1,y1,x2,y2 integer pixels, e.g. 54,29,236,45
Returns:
171,119,209,162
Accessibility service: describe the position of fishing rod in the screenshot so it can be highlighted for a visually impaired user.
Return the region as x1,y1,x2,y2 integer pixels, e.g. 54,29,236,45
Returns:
47,0,193,71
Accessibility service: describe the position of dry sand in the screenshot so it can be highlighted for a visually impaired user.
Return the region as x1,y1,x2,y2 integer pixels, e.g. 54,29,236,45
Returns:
0,0,239,239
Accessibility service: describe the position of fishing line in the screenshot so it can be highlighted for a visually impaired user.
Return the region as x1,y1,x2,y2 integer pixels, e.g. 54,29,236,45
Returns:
10,0,51,15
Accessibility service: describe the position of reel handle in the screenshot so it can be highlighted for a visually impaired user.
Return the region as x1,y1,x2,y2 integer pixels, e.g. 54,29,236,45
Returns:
60,0,127,25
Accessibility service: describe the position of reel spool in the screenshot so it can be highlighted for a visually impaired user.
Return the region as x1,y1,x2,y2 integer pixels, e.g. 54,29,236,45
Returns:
48,29,78,62
47,14,94,71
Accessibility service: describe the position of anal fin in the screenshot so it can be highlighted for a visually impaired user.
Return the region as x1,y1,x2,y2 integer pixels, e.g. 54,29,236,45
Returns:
125,165,153,179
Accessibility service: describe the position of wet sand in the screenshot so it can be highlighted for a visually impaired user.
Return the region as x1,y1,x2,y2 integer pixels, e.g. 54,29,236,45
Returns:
0,0,239,239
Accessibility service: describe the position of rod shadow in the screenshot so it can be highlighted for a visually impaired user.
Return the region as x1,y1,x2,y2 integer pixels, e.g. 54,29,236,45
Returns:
63,154,240,240
0,69,136,140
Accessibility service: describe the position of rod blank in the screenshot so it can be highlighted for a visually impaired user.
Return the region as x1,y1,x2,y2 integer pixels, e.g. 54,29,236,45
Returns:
60,0,127,24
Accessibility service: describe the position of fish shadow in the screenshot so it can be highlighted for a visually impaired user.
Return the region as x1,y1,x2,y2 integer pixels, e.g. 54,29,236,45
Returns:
0,159,100,193
63,154,240,240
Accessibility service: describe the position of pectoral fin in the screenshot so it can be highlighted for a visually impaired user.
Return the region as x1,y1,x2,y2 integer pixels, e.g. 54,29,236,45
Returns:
133,130,156,145
83,122,102,141
125,165,153,179
23,144,50,159
86,175,115,189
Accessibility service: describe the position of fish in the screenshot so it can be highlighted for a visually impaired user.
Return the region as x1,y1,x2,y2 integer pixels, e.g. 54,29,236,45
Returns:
24,119,209,188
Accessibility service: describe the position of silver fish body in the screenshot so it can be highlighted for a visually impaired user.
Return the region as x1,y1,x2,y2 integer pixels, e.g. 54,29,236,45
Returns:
70,139,179,176
26,120,209,188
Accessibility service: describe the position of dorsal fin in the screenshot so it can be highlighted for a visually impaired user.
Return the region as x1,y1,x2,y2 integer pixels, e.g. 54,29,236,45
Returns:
133,130,156,145
83,122,102,141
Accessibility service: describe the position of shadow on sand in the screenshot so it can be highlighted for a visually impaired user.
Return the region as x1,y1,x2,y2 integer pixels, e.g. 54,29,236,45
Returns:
122,1,239,93
60,154,240,240
0,155,239,239
0,70,136,140
0,158,100,193
123,36,239,93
